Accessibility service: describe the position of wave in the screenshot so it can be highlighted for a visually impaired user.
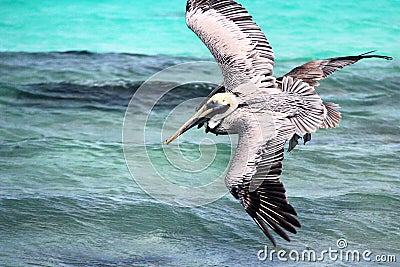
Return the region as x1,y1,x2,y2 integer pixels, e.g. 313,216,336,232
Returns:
0,80,217,112
1,51,397,111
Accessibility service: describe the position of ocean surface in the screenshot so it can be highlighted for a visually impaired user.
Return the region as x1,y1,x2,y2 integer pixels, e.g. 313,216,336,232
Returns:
1,0,400,266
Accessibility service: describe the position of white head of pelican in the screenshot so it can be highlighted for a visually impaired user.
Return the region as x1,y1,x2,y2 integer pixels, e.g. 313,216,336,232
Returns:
165,92,238,144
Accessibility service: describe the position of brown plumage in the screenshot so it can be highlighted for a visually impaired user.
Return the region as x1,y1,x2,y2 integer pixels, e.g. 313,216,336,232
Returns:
277,51,393,87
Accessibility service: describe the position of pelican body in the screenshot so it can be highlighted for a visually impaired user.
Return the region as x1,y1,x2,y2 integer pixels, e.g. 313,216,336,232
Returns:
165,0,392,246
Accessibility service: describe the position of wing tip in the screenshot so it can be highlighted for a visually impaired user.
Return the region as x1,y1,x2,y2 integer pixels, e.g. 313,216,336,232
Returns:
250,206,300,246
358,50,393,61
253,216,277,246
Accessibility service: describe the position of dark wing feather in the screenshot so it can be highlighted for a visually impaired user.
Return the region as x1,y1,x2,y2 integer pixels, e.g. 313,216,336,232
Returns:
278,50,392,86
186,0,277,93
233,120,300,246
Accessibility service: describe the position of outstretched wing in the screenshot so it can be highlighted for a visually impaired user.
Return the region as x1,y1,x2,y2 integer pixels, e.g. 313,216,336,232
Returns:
203,51,392,103
278,51,392,86
227,115,300,246
279,51,392,149
186,0,277,93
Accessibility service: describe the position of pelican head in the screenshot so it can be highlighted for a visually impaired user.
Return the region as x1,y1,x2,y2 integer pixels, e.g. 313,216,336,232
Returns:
164,92,238,144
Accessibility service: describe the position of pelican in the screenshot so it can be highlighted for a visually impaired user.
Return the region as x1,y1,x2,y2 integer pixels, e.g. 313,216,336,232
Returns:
165,0,392,246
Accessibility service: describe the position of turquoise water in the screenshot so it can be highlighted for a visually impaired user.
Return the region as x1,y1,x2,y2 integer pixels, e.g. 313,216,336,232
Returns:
1,0,400,266
1,0,399,59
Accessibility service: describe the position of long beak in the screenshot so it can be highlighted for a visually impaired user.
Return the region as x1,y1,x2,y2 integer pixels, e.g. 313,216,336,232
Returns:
164,102,227,145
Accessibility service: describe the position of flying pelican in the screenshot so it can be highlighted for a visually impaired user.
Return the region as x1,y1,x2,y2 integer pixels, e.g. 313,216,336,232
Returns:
165,0,392,246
